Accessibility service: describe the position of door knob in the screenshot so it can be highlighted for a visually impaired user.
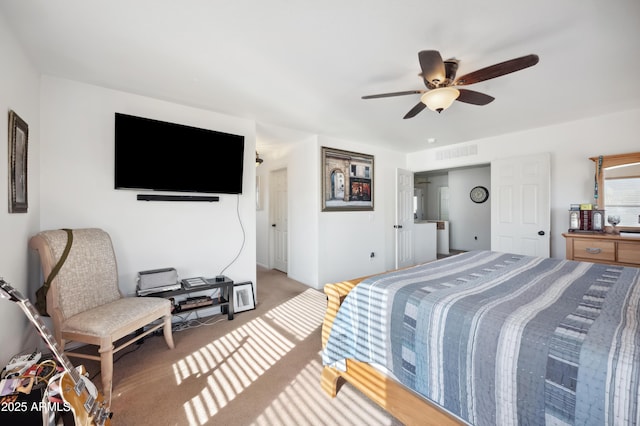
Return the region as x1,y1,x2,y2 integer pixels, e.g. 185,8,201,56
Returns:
538,230,545,236
272,224,276,227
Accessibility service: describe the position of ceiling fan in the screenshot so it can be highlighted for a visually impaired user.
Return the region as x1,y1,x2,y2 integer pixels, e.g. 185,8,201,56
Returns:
362,50,539,118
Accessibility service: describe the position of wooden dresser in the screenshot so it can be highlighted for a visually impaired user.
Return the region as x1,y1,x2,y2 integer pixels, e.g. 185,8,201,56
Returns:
563,233,640,267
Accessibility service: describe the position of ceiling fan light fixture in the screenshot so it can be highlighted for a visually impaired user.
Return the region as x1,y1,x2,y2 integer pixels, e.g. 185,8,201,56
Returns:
420,87,460,113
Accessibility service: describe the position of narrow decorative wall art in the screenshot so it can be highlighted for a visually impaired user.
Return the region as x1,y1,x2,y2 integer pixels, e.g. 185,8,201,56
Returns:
8,110,28,213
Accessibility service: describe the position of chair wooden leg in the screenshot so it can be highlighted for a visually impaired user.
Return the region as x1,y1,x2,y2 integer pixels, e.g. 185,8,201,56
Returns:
99,344,114,400
163,314,175,349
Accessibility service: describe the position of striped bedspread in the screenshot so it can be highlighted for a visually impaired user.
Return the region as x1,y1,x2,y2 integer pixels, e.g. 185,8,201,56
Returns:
322,250,640,426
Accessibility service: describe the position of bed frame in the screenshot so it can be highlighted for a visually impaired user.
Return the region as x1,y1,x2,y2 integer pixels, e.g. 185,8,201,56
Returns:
320,276,463,426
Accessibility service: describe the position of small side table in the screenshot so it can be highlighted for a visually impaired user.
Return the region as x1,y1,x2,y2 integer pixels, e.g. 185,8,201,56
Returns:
142,276,235,320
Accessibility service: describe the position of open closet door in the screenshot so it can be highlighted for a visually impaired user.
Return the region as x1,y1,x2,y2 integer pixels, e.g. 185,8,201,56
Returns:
396,168,415,269
491,153,550,257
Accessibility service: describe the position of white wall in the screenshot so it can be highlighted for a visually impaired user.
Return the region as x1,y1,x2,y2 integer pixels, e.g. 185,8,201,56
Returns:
38,76,257,299
255,171,269,269
448,166,491,251
417,167,491,250
317,136,405,287
287,140,321,285
407,108,640,259
422,173,448,221
255,132,320,286
256,133,405,289
0,12,42,365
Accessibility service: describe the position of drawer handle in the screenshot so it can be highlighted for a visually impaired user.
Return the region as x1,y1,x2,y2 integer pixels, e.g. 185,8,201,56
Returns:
585,247,602,254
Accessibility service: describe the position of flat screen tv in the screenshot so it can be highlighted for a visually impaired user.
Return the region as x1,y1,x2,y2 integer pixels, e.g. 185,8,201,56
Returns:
114,113,245,194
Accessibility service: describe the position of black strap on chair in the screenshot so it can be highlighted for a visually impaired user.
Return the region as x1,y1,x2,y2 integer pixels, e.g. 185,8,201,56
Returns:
35,229,73,316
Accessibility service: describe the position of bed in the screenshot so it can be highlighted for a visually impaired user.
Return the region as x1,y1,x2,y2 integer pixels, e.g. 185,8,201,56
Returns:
321,250,640,425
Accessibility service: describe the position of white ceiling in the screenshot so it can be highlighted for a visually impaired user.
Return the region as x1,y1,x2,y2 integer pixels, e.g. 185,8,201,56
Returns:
2,0,639,153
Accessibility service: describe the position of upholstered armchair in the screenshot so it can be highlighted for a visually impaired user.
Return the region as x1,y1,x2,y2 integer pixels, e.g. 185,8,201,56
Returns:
29,228,174,399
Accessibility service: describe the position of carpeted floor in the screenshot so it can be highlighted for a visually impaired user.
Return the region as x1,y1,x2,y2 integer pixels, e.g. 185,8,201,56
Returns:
84,267,402,425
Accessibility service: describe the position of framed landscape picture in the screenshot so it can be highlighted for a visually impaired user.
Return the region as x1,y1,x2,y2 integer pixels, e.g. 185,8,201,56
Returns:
321,146,374,212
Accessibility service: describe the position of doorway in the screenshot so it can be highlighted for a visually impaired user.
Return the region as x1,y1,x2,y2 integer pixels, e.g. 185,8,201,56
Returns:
414,165,491,253
413,153,550,257
270,168,288,273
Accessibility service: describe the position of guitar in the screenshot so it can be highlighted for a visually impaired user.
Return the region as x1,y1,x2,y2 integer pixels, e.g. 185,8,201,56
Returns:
0,279,112,425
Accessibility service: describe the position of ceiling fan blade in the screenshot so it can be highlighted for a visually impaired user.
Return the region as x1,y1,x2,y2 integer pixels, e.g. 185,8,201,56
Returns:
454,54,539,86
418,50,446,86
403,102,426,119
362,90,423,99
456,89,495,105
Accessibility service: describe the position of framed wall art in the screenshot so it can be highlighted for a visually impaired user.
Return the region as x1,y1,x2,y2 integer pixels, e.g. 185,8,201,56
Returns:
233,282,255,313
8,110,29,213
321,146,374,212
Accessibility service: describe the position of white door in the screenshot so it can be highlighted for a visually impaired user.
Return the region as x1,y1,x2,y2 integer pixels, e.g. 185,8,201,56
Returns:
491,153,550,257
396,168,415,269
271,168,288,272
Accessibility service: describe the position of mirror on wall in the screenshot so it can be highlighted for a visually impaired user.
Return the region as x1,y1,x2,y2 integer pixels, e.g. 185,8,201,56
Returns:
591,152,640,231
414,172,449,221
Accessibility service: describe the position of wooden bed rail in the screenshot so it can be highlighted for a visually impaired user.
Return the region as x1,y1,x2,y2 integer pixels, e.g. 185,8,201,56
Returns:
321,278,364,348
321,277,463,426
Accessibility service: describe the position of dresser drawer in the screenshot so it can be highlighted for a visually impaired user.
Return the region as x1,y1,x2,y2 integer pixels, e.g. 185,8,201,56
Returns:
573,239,616,262
618,242,640,265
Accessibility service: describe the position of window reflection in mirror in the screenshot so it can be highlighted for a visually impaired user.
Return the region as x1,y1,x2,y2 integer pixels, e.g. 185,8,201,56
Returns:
591,152,640,231
604,162,640,228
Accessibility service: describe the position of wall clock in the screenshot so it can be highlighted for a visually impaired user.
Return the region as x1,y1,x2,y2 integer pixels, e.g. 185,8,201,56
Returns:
470,186,489,203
